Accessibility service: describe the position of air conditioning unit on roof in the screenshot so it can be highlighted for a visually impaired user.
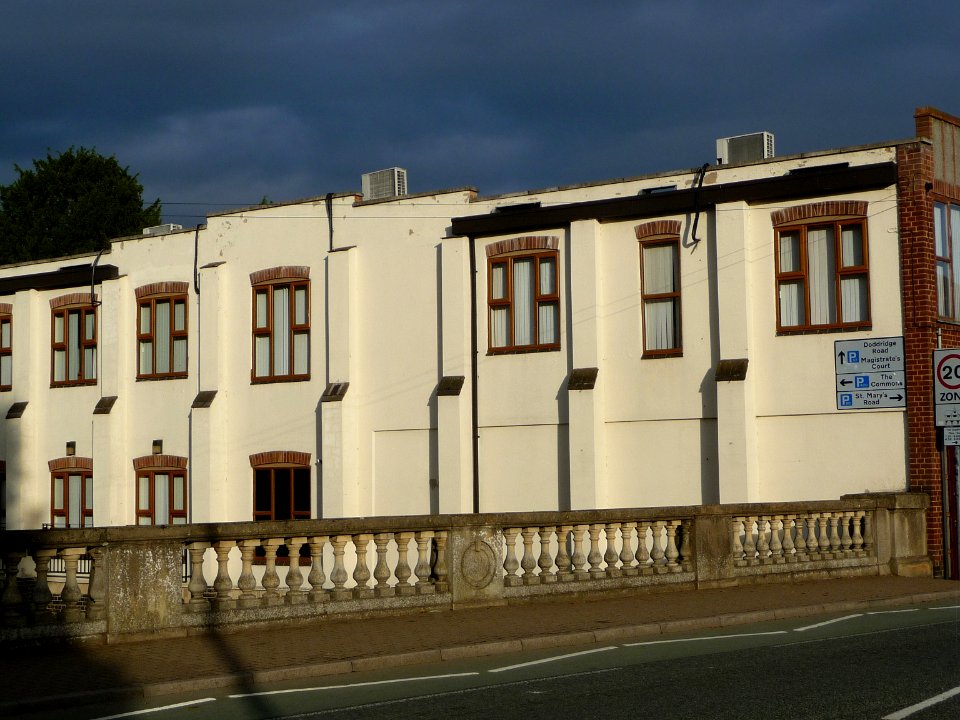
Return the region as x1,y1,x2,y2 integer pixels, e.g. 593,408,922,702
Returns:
361,167,408,200
716,131,775,165
142,223,183,236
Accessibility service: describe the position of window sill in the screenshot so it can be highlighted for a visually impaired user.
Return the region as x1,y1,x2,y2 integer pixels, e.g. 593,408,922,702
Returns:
50,381,98,388
251,375,311,385
776,324,872,336
487,345,561,356
642,350,683,359
136,374,189,382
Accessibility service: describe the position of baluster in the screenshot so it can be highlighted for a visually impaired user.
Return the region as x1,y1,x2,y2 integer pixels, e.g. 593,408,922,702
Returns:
433,531,449,593
520,527,539,585
679,520,693,571
373,533,395,597
186,542,210,612
285,537,307,605
213,541,237,610
502,528,521,587
394,531,415,596
307,535,329,603
665,521,680,571
587,524,604,579
817,515,830,558
60,548,85,622
852,511,865,554
636,522,652,572
769,516,784,562
84,546,107,621
649,521,665,571
353,534,375,599
604,523,622,578
620,522,637,577
32,549,56,621
863,511,874,556
261,539,283,606
731,517,745,566
330,535,351,601
742,516,757,565
805,515,819,557
756,516,770,562
828,514,842,557
237,539,260,608
840,513,853,556
555,525,573,582
2,550,26,627
538,527,557,584
415,531,435,594
782,515,796,562
572,525,589,580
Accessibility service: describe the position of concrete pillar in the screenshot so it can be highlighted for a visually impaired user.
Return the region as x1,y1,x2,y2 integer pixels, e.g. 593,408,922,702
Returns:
714,202,760,503
567,220,605,510
92,278,126,526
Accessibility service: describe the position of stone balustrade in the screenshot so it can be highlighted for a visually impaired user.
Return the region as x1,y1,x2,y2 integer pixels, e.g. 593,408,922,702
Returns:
0,492,932,643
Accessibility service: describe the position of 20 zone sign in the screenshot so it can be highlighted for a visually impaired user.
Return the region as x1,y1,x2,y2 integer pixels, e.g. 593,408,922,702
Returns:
935,351,960,397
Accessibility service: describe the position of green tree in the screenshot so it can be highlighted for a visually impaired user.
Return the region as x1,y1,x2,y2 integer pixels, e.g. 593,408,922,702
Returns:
0,147,162,263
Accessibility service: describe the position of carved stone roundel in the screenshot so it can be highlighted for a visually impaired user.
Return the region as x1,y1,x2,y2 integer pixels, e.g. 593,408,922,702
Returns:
460,540,497,589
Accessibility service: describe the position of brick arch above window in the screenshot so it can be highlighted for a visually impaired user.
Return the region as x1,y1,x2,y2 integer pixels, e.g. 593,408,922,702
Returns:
635,220,681,240
135,281,190,300
48,456,93,472
250,450,312,468
132,454,187,471
249,266,310,286
50,292,97,309
771,200,868,227
486,236,559,257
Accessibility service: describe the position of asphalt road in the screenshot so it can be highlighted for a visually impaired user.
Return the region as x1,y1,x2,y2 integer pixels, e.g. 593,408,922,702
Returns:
21,603,960,720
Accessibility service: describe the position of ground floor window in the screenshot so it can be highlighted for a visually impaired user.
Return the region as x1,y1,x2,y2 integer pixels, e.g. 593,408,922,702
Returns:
136,470,188,525
51,470,93,528
253,466,311,521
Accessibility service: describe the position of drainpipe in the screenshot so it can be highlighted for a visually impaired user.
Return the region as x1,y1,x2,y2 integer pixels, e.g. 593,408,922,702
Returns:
469,235,480,513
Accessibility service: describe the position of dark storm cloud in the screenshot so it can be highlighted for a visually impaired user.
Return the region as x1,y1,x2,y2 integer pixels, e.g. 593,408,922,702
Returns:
1,1,958,227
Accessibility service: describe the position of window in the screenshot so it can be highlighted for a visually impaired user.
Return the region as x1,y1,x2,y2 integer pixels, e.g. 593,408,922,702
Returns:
136,284,188,379
487,238,560,352
639,230,682,355
49,458,94,528
251,267,310,382
136,471,187,525
0,305,11,391
774,218,870,332
935,202,960,319
250,451,311,521
51,295,97,386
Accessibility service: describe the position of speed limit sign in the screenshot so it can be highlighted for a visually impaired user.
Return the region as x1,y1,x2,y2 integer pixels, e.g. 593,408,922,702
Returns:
934,349,960,425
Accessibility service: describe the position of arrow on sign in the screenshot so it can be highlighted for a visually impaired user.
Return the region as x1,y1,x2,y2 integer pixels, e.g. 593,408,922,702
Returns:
890,394,904,402
839,378,852,386
838,351,846,364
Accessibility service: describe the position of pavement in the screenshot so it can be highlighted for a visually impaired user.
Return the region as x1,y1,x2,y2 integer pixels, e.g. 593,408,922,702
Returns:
2,575,958,716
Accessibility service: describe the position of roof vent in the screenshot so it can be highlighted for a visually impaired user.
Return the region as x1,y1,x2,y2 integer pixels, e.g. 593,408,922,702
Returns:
361,167,408,200
142,223,183,236
716,132,775,165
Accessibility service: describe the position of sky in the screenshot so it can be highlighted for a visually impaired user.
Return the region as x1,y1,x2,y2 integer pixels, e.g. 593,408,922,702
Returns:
1,1,958,228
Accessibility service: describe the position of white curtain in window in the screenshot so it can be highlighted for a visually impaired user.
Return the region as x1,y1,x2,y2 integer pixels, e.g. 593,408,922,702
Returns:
841,276,868,323
294,287,308,325
68,311,80,380
779,281,804,327
155,301,170,374
644,300,675,350
84,347,96,380
255,291,268,328
538,303,559,344
68,474,81,528
840,226,863,267
293,331,308,374
643,245,676,349
139,341,153,375
154,474,169,526
173,339,187,373
173,301,186,331
255,336,270,377
273,287,290,375
539,258,556,295
0,355,10,387
491,265,507,299
643,245,675,294
807,228,836,324
513,259,534,345
779,232,800,273
490,307,509,347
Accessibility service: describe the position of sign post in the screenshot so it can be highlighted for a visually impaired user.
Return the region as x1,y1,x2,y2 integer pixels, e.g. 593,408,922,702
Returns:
835,337,906,410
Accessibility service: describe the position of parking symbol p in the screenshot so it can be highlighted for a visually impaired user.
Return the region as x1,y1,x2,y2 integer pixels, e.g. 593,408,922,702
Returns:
848,351,860,364
839,393,853,407
855,375,870,388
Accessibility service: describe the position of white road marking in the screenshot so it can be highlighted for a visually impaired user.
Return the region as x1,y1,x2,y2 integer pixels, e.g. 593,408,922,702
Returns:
929,604,960,610
866,608,919,615
881,684,960,719
229,671,479,699
793,613,862,631
624,630,787,647
489,646,616,673
90,698,216,720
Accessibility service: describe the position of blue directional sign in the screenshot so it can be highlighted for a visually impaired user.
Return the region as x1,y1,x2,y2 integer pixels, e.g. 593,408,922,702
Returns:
835,337,905,410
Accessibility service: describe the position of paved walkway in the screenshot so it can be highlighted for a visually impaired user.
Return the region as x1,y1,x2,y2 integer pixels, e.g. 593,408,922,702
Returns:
2,575,958,714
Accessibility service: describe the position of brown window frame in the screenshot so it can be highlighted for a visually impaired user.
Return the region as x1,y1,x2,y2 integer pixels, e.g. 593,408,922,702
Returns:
639,236,682,357
135,468,188,526
774,218,871,334
252,465,311,521
51,304,97,387
251,278,310,383
935,201,960,320
0,311,11,392
487,250,560,354
137,293,188,380
50,469,94,529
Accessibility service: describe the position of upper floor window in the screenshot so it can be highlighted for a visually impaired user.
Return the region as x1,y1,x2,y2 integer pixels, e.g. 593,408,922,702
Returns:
250,451,311,521
250,267,310,382
771,202,870,333
935,202,960,320
134,455,187,525
637,221,682,356
487,237,560,353
0,304,11,391
136,283,188,379
49,457,93,528
51,294,97,386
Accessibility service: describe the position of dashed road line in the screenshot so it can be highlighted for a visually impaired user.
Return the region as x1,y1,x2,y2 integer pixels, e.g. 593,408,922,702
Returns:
229,672,480,699
624,630,788,647
90,698,216,720
882,684,960,719
793,613,862,632
489,647,616,673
